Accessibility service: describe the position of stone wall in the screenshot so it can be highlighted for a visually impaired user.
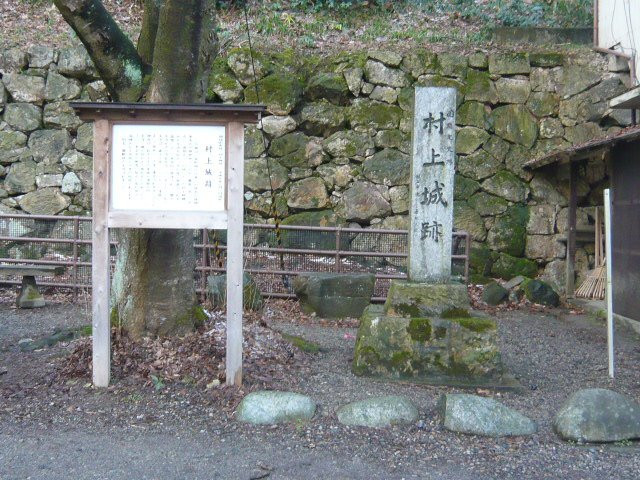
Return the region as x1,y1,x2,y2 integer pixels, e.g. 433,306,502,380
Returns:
0,45,631,290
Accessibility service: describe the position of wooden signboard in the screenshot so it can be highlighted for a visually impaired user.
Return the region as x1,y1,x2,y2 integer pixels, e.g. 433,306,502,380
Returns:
71,103,264,388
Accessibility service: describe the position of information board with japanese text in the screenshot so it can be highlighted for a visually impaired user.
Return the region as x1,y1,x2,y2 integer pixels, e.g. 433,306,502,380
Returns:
111,124,226,212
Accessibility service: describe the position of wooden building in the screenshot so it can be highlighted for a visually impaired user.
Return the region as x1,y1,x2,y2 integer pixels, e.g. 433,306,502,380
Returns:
525,127,640,327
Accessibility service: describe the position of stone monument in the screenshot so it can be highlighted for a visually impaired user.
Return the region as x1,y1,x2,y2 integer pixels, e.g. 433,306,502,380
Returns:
352,87,512,388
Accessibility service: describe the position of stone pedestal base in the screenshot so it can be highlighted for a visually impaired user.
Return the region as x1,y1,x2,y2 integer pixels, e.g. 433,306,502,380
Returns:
384,280,470,317
352,281,517,389
17,275,45,308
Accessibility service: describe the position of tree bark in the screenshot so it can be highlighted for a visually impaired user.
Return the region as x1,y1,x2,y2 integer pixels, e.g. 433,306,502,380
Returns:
111,0,219,338
55,0,219,338
53,0,149,102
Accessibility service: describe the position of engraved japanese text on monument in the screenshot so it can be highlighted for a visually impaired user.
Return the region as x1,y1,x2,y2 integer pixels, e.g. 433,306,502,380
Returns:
409,87,456,283
111,124,226,212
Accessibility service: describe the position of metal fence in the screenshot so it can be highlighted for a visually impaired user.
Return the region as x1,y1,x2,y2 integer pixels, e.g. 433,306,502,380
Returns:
0,213,470,302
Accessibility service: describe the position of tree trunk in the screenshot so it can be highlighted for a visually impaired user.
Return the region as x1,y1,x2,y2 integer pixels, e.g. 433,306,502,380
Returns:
55,0,218,338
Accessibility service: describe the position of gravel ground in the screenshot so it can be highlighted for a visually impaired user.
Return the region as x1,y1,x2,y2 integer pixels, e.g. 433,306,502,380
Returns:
1,298,640,480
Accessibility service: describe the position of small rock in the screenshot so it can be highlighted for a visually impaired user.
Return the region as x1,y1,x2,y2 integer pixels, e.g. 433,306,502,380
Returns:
439,393,537,437
236,391,316,425
503,275,526,290
337,396,418,428
522,279,559,307
554,388,640,443
482,282,508,306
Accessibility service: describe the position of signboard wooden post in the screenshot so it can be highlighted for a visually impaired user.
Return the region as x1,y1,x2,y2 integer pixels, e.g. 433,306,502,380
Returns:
71,103,264,388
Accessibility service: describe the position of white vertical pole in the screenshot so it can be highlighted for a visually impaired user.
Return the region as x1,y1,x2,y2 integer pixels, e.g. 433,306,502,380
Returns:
604,188,614,379
92,119,111,387
225,122,244,386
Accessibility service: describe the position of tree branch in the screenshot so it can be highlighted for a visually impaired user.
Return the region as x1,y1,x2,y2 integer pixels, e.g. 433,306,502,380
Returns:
53,0,149,101
146,0,218,103
137,0,165,66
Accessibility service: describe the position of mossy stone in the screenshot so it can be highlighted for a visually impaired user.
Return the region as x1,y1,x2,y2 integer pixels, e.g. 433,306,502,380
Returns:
244,158,288,192
491,104,538,148
244,126,266,158
438,53,468,78
384,281,470,318
481,170,529,203
306,72,351,105
482,282,509,306
527,92,559,117
269,132,308,157
457,101,488,128
244,73,302,115
454,175,481,201
521,279,560,307
488,53,530,75
457,149,502,181
402,49,439,78
348,100,403,130
486,204,529,257
456,127,490,155
468,192,509,216
464,70,498,104
530,52,564,67
470,245,496,276
454,201,487,242
280,210,345,249
362,148,410,186
491,253,538,280
322,130,373,159
299,100,347,137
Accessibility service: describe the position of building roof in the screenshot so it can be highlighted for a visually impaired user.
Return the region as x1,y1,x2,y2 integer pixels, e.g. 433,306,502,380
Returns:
525,125,640,170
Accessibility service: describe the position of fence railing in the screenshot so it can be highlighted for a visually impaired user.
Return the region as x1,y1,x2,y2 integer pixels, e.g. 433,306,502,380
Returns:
0,214,470,303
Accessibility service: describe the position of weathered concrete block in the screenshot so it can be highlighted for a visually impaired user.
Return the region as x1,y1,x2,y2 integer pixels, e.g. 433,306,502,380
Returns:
293,273,375,318
17,275,45,308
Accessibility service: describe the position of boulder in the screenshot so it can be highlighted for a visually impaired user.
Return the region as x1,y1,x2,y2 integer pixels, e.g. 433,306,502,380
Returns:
227,48,268,86
374,129,409,152
457,150,502,181
488,53,530,75
0,131,28,162
299,101,347,137
293,273,375,318
362,148,410,186
3,103,42,132
306,72,351,105
44,72,82,102
457,101,488,129
261,115,298,138
287,177,328,209
348,100,403,131
2,73,45,104
337,396,419,428
18,188,70,215
464,70,498,104
43,101,83,130
244,73,302,115
439,394,537,437
456,127,490,155
5,159,37,195
353,305,506,386
27,45,56,69
57,46,97,78
0,48,28,73
491,253,538,280
61,172,82,194
207,69,243,102
491,104,538,148
236,391,316,425
343,67,363,96
75,123,93,154
206,273,263,311
521,279,559,307
468,192,508,217
482,170,529,203
244,158,288,192
482,282,508,306
28,129,72,163
486,205,529,257
322,130,373,159
61,150,93,171
364,60,408,88
495,78,531,104
554,389,640,443
338,181,391,222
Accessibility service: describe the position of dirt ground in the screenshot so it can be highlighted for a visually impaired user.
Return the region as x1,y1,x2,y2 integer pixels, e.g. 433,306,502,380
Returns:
1,293,640,480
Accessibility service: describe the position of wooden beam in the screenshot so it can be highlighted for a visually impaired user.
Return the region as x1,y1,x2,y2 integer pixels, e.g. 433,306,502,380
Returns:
565,162,579,297
92,119,111,388
225,122,244,386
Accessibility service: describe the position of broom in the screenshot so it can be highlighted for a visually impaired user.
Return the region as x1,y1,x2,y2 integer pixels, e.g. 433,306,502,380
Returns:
575,207,606,300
